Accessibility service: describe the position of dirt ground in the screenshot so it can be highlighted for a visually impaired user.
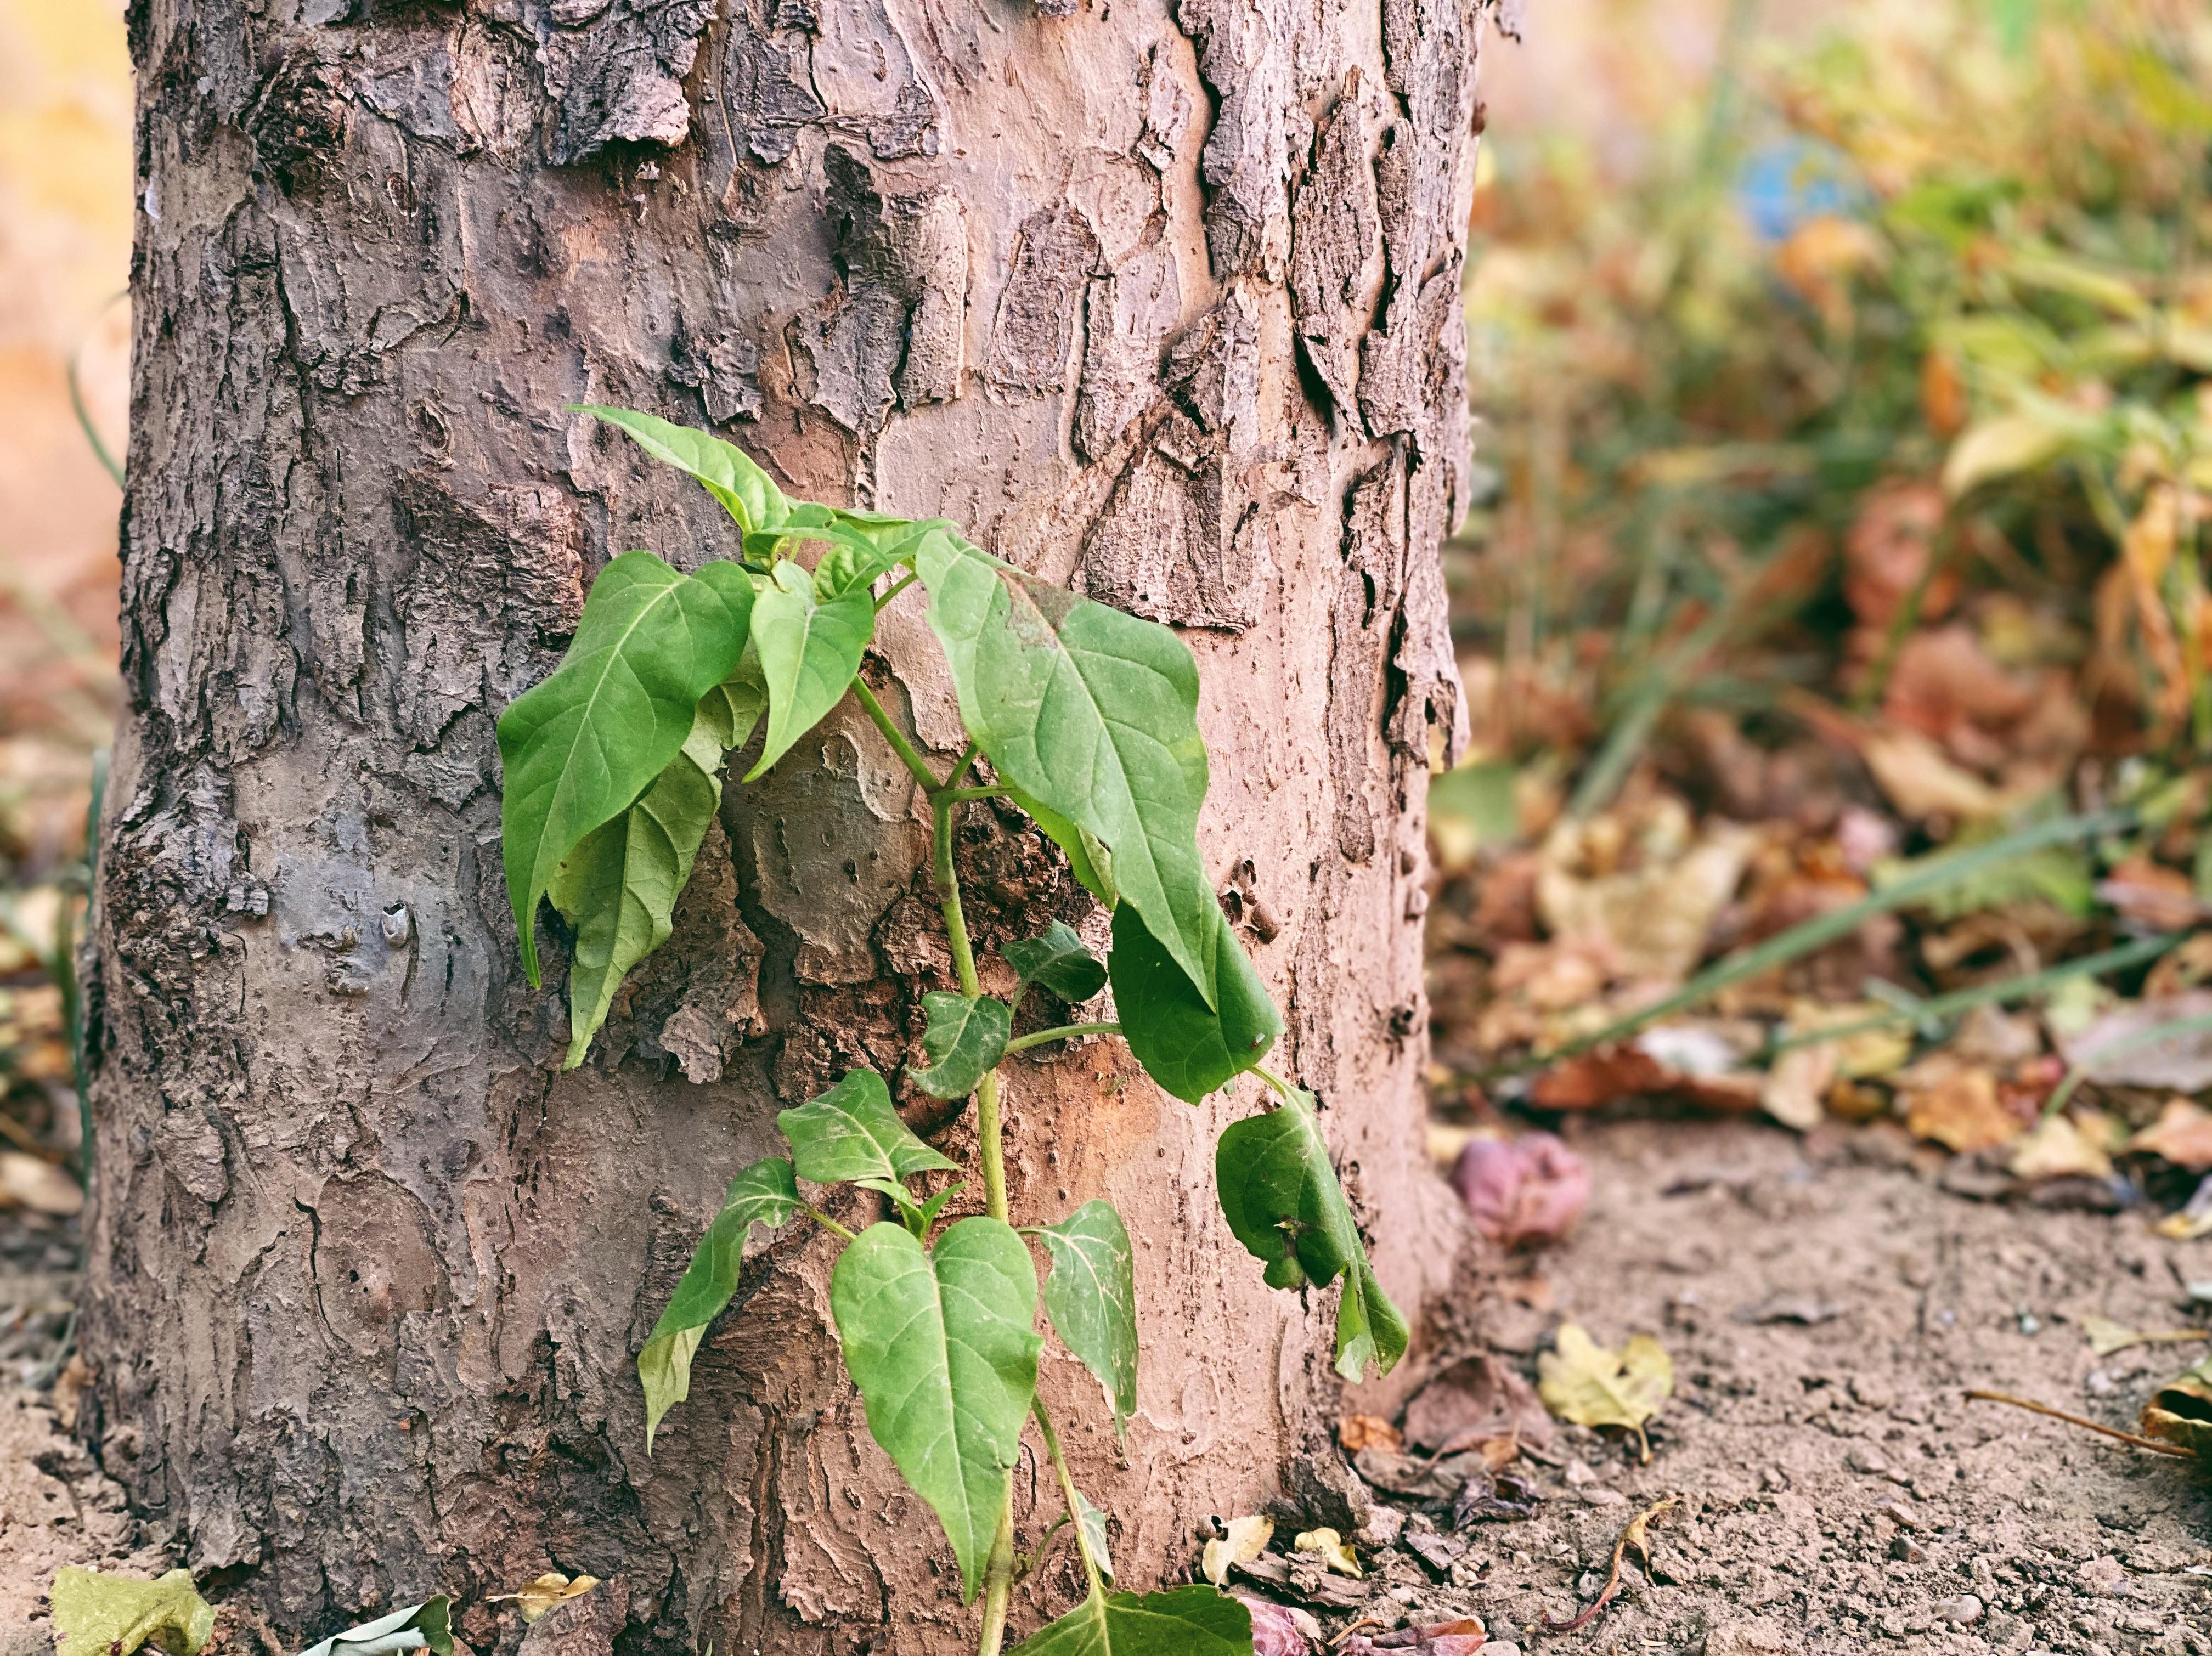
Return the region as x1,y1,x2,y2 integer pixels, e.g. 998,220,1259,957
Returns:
1305,1118,2212,1656
7,1118,2212,1653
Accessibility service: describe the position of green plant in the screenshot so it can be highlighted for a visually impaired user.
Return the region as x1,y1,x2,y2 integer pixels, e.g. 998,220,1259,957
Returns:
495,408,1406,1656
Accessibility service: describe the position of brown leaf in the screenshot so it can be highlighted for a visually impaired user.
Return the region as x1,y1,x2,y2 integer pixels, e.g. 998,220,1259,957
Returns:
2008,1112,2113,1182
1402,1353,1556,1456
2059,992,2212,1092
2129,1097,2212,1171
2095,858,2207,931
1337,1414,1401,1454
1898,1060,2026,1152
0,1150,83,1215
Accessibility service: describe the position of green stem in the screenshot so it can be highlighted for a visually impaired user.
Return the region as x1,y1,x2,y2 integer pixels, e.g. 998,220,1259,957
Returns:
928,775,1021,1656
876,571,919,612
853,676,944,793
1005,1022,1120,1054
942,786,1012,804
1032,1397,1106,1598
802,1204,857,1243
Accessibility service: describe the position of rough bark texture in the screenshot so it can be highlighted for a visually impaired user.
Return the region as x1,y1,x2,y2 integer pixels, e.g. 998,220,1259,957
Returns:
86,0,1486,1648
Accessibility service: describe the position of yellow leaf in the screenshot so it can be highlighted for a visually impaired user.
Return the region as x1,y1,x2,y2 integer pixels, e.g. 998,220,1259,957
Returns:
2007,1113,2112,1182
1538,1324,1673,1461
1942,411,2074,499
1292,1527,1362,1579
2080,1315,2209,1359
50,1568,215,1656
1200,1515,1272,1588
488,1572,601,1624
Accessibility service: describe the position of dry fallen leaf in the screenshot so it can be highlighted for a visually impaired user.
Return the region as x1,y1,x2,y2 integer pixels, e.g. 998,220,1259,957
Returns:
1537,1323,1673,1462
2129,1098,2212,1171
0,1150,83,1216
487,1572,601,1624
1337,1414,1401,1454
1237,1595,1323,1656
1291,1527,1362,1579
1402,1352,1557,1457
2079,1315,2209,1359
2008,1112,2113,1182
50,1567,215,1656
1536,810,1758,983
1898,1059,2024,1152
2141,1355,2212,1461
1201,1515,1273,1588
2058,992,2212,1092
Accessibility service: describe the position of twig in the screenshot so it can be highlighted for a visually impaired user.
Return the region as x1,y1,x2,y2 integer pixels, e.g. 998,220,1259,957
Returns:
1964,1390,2193,1457
1539,1497,1677,1635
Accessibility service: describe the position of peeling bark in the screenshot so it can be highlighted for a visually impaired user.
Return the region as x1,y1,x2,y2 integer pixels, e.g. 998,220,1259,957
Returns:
87,0,1489,1649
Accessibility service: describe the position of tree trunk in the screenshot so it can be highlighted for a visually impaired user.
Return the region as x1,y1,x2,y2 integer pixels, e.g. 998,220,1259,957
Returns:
86,0,1484,1648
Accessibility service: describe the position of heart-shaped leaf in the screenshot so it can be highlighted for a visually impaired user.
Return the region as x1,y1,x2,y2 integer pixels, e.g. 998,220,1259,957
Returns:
575,405,792,534
296,1598,457,1656
911,992,1013,1099
1007,1585,1252,1656
50,1568,216,1656
746,561,875,780
550,707,725,1070
914,533,1217,1009
1214,1086,1407,1382
639,1157,802,1445
778,1069,958,1188
1108,903,1280,1104
698,651,769,753
831,1217,1043,1600
1006,922,1108,1004
1039,1199,1139,1439
498,552,755,986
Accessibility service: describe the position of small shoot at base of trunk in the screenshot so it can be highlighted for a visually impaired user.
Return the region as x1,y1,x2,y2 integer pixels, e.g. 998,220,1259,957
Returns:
496,412,1417,1656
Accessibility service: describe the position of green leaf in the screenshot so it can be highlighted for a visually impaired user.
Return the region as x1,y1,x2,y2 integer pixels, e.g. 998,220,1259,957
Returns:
1108,903,1280,1104
698,649,768,753
498,551,755,986
1214,1086,1407,1382
1007,785,1117,906
830,1217,1043,1601
1039,1200,1139,1440
746,561,876,781
814,516,946,601
639,1157,802,1445
295,1600,456,1656
915,533,1217,1008
1006,922,1108,1003
910,991,1014,1099
575,404,792,534
50,1568,215,1656
1007,1585,1252,1656
550,708,725,1070
778,1069,958,1187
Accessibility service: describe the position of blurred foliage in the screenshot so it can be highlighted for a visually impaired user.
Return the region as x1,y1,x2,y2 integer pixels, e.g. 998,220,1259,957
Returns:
1454,0,2212,789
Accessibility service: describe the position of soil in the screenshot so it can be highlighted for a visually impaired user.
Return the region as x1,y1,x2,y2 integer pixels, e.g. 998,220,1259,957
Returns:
8,1119,2212,1653
1282,1119,2212,1656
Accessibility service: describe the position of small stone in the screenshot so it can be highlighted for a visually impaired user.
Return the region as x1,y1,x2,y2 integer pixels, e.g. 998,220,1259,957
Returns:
1849,1376,1897,1411
2074,1555,2128,1597
1578,1488,1628,1507
1937,1593,1984,1626
1888,1536,1923,1563
1562,1458,1596,1486
1846,1447,1889,1476
1477,1645,1520,1656
1357,1505,1404,1550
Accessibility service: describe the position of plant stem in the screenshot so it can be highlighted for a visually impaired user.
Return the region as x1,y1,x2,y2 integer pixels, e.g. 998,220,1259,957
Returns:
802,1204,857,1243
927,775,1022,1656
1032,1397,1106,1598
1004,1022,1120,1054
942,786,1012,804
852,676,944,794
876,571,919,612
1964,1390,2193,1456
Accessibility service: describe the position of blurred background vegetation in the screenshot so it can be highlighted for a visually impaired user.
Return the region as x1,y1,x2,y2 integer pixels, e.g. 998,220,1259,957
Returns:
6,0,2212,1226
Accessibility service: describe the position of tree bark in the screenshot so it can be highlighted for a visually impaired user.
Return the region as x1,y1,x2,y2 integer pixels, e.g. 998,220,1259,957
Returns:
86,0,1485,1648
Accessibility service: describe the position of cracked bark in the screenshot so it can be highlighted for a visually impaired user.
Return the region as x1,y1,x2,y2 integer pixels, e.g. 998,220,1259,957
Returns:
86,0,1488,1649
